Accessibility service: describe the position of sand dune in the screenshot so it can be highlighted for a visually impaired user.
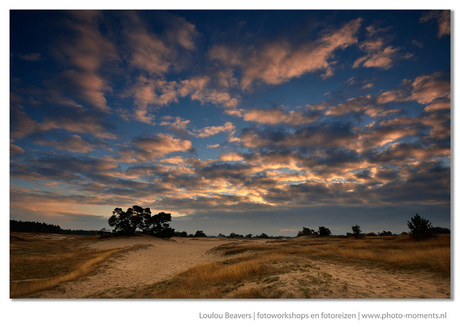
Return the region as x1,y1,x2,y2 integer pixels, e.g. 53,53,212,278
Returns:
33,236,237,298
31,236,450,299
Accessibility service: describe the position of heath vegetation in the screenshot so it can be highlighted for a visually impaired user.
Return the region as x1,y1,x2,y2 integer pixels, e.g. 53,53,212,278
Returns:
10,213,450,298
86,233,450,299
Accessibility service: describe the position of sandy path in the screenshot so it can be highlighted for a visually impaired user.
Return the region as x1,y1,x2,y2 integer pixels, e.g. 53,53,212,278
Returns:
34,236,235,298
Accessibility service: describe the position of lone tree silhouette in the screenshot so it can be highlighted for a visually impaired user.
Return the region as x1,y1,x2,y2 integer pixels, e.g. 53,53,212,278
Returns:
318,226,331,236
351,225,364,239
407,213,437,240
108,205,175,238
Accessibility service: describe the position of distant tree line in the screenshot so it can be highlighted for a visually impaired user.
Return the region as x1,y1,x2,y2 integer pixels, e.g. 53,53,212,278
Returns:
12,212,450,241
297,226,331,237
10,220,62,234
10,220,100,235
213,232,285,239
296,213,450,241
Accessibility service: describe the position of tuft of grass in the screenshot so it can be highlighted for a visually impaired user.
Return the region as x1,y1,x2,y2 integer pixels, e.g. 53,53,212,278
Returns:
127,253,285,298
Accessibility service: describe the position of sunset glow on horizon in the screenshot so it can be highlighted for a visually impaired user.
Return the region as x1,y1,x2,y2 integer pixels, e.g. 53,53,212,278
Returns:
10,10,451,236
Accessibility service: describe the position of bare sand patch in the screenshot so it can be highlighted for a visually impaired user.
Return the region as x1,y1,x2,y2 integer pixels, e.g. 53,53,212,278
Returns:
33,236,237,298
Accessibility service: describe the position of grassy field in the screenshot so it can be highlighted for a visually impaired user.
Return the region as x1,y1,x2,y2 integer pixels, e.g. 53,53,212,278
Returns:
10,232,450,298
9,232,128,298
93,234,451,299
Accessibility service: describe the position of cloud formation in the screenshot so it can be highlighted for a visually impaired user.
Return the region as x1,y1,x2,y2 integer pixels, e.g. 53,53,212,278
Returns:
353,23,412,70
227,108,322,126
209,18,362,88
420,10,450,38
10,10,450,234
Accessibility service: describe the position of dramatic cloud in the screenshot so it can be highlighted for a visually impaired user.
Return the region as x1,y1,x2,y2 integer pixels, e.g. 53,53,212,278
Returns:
57,11,119,72
377,71,450,109
411,71,451,105
121,11,172,76
10,11,450,235
209,18,362,88
61,70,112,111
120,134,194,162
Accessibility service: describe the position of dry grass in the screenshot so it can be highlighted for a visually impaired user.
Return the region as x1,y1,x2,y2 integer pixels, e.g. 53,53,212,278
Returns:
10,233,126,298
208,234,450,275
10,232,451,299
125,253,286,298
290,234,451,274
121,234,450,299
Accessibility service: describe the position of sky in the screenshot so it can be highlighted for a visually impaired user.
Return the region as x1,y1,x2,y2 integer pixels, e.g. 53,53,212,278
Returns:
9,10,451,236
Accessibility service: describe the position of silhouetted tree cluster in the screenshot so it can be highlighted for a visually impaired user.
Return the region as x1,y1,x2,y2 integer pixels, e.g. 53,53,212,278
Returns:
433,227,450,234
174,231,188,237
10,220,61,233
407,213,437,240
217,233,281,239
297,226,332,237
351,225,364,239
108,206,175,238
297,227,317,237
318,226,332,236
295,213,447,240
193,230,207,237
61,229,99,235
228,232,244,238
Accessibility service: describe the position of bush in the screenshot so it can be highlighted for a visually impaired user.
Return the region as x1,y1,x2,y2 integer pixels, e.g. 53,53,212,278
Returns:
407,213,437,240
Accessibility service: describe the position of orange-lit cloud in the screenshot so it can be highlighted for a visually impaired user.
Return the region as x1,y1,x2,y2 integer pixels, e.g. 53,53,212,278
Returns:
57,11,119,72
124,133,193,162
420,10,450,38
194,122,235,138
232,108,321,126
410,72,450,104
353,31,412,70
33,134,98,153
209,18,362,89
62,70,111,111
